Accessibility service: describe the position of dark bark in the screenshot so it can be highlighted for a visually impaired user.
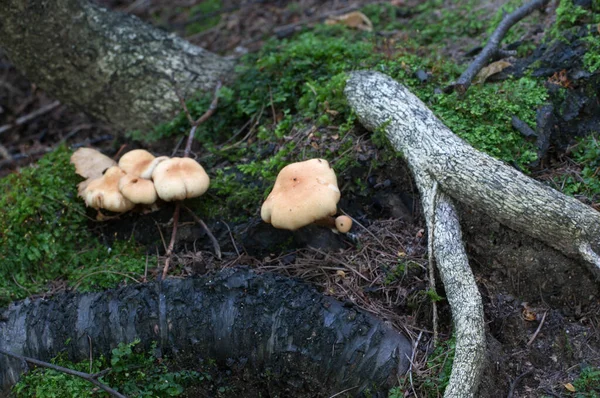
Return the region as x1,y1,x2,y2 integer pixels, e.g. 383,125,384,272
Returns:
0,268,411,396
0,0,234,132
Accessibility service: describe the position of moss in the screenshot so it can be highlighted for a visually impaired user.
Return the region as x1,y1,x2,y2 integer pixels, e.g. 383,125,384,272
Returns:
185,0,222,36
0,147,147,306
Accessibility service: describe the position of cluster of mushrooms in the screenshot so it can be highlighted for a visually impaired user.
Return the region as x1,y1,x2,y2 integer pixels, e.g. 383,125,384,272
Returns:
71,148,209,213
72,150,352,233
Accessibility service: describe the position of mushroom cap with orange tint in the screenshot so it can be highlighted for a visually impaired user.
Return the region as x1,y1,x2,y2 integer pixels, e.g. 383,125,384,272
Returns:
151,157,210,201
261,158,340,231
84,166,135,212
118,174,158,204
335,215,353,233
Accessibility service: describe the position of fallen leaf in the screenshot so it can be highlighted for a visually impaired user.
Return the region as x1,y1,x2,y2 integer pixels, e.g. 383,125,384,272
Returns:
336,270,346,278
325,11,373,31
474,60,512,84
70,148,117,196
564,383,576,392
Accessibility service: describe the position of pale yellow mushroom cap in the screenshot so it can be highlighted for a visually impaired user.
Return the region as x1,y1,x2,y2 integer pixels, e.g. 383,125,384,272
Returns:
118,174,158,204
118,150,155,177
335,215,353,233
84,166,135,212
261,158,340,231
151,157,210,201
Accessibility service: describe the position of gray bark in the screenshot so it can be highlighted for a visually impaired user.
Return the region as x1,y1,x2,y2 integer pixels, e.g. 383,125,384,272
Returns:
0,268,412,397
0,0,234,132
346,71,487,397
345,71,600,279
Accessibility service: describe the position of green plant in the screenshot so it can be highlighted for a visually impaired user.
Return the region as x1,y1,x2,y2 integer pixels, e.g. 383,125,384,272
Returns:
0,147,148,306
553,134,600,201
13,340,207,397
420,336,456,397
570,365,600,397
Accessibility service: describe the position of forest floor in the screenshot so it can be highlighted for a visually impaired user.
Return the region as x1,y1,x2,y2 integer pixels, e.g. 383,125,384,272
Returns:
1,0,600,397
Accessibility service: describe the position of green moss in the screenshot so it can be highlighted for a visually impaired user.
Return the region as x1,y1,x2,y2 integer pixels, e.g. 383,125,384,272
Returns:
571,365,600,397
185,0,222,35
0,147,147,306
127,5,550,223
553,134,600,201
13,340,208,397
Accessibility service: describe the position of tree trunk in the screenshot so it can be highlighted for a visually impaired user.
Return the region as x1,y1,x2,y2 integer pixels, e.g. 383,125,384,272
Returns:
0,0,234,132
0,268,412,397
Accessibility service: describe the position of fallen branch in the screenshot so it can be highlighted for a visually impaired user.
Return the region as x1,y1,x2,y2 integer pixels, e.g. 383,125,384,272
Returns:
345,70,600,396
444,0,549,94
0,100,60,135
0,348,125,398
0,268,412,396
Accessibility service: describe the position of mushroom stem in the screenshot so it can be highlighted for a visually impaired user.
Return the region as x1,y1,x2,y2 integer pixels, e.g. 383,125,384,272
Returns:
314,216,337,229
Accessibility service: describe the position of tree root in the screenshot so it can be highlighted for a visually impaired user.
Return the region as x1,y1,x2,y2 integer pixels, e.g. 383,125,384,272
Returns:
344,70,600,396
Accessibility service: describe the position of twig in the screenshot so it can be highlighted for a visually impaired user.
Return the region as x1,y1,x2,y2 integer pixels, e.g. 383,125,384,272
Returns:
161,202,181,280
527,310,548,346
0,348,126,398
428,181,439,346
408,331,423,398
161,82,222,278
183,205,222,260
0,100,61,135
223,220,241,257
506,369,533,398
444,0,549,94
328,386,358,398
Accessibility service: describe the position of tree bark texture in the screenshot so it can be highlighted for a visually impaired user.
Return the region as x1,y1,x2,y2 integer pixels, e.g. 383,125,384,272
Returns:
346,74,486,397
0,268,412,396
0,0,234,132
345,71,600,280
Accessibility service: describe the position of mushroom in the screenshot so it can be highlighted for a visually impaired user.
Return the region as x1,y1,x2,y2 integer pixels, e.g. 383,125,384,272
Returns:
118,149,168,179
83,166,135,212
261,158,342,231
118,174,158,204
151,157,210,201
70,148,117,195
335,215,353,233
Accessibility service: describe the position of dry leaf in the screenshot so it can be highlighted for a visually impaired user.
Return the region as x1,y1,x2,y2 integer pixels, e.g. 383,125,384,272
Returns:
474,60,512,84
70,148,116,196
564,383,576,392
325,11,373,31
336,270,346,278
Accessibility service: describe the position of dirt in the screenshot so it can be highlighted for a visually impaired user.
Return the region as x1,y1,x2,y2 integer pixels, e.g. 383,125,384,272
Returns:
1,0,599,397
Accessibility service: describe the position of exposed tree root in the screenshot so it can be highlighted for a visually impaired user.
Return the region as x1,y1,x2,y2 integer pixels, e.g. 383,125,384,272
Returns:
345,70,600,396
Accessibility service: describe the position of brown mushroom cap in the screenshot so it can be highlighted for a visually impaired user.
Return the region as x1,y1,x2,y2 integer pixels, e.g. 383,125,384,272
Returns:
151,157,210,201
335,215,353,233
261,158,340,230
118,150,157,177
84,166,135,212
118,174,158,204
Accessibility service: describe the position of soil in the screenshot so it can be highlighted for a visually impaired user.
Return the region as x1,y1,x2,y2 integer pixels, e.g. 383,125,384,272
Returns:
1,0,599,397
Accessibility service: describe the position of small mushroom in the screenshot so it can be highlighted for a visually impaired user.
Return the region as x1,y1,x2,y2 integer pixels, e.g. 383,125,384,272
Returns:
118,174,158,204
335,215,353,233
261,158,341,231
151,157,210,201
83,166,135,212
118,149,168,179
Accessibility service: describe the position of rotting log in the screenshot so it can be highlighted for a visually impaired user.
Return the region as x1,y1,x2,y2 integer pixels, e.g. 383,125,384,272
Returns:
344,70,600,397
0,268,412,397
0,0,234,132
